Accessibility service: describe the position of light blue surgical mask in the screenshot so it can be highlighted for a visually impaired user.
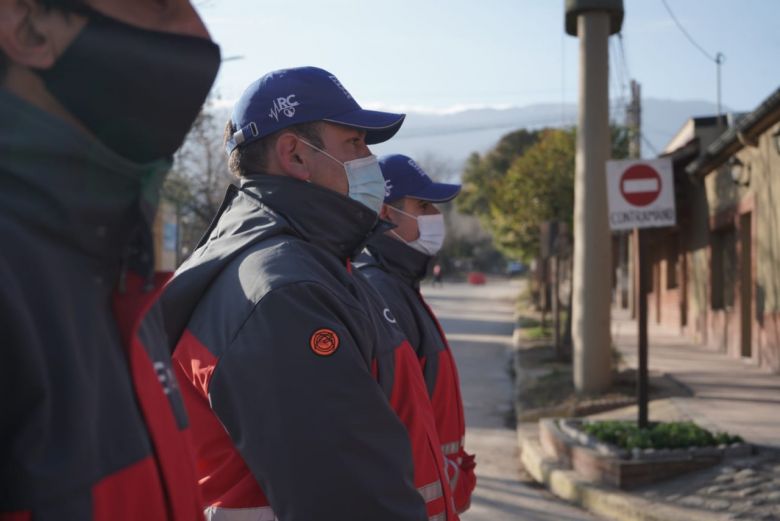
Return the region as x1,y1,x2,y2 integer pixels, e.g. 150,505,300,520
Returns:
387,205,447,256
300,139,386,215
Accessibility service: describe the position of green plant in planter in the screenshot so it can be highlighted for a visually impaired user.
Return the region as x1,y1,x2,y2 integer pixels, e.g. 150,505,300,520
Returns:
582,420,743,450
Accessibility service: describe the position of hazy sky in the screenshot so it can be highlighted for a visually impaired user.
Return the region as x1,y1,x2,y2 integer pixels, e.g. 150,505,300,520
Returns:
200,0,779,115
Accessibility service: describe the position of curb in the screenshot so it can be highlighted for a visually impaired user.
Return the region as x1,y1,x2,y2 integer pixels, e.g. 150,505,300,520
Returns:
516,422,731,521
512,313,524,348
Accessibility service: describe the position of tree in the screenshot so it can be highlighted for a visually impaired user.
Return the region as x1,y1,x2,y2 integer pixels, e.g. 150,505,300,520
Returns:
457,125,630,260
162,106,234,261
457,129,539,218
413,152,458,183
415,154,504,273
611,125,630,162
494,128,576,259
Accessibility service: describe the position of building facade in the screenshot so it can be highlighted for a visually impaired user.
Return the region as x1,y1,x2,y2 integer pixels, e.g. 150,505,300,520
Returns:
641,88,780,374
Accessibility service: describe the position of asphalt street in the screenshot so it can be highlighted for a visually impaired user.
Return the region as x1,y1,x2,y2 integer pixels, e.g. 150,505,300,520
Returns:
422,279,597,521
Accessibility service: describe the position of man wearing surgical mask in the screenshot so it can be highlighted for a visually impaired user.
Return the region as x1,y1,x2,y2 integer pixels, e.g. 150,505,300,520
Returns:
0,0,220,519
356,154,478,514
163,67,458,521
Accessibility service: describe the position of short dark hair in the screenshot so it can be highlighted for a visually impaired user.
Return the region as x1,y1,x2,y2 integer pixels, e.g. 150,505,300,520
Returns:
0,0,85,82
224,120,324,177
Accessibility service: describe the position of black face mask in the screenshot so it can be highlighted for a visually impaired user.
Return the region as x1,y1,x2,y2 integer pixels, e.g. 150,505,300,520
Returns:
39,8,221,164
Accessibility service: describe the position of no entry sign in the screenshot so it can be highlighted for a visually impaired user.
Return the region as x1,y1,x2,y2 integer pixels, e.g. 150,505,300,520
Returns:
607,158,676,231
620,164,661,207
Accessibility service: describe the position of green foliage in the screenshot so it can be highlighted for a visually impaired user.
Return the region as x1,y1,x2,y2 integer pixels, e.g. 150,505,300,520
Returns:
496,128,576,258
611,125,630,161
457,125,631,260
416,155,507,273
457,129,540,222
582,420,744,450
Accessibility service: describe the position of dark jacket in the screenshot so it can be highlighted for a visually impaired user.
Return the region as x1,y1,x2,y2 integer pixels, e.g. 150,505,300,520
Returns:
356,234,476,513
0,90,202,519
162,174,457,521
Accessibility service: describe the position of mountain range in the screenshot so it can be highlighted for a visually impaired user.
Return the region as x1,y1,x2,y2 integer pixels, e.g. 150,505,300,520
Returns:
207,98,733,179
369,98,732,177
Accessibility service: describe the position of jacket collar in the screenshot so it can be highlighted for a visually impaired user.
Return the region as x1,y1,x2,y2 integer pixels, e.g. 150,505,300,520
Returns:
240,173,386,261
0,88,169,279
160,173,391,352
364,233,432,287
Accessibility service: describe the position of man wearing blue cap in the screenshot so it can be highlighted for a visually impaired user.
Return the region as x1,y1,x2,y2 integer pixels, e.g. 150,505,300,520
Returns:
162,67,457,521
356,154,477,514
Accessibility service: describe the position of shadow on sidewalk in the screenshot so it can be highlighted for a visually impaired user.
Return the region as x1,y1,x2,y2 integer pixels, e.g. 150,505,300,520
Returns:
611,307,780,449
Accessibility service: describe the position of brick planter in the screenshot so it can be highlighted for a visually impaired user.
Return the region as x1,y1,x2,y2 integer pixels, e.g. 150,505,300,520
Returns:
538,418,752,489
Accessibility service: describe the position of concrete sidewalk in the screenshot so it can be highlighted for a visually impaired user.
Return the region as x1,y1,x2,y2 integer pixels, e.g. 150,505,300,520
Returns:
518,307,780,521
610,308,780,449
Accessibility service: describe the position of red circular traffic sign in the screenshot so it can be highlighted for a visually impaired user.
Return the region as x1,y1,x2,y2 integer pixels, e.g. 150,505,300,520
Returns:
620,164,662,207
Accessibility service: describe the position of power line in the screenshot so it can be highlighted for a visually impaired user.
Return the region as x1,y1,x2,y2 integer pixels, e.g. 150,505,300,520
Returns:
660,0,726,121
640,133,659,156
617,32,631,83
610,38,627,115
660,0,720,64
608,39,618,96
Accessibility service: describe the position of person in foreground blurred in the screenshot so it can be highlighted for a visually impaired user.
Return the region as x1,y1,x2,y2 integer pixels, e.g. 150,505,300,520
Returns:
163,67,458,521
0,0,220,518
356,154,477,513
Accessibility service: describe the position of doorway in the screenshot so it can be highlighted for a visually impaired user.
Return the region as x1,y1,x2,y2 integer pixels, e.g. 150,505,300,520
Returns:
739,212,753,358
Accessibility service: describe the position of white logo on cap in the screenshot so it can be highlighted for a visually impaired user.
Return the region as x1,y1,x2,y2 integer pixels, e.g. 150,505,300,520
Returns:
408,159,427,177
384,179,393,198
328,75,353,100
269,94,300,122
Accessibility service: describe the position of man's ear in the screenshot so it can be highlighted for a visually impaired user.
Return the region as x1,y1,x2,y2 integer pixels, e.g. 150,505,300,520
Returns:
0,0,86,70
275,133,311,181
379,204,392,221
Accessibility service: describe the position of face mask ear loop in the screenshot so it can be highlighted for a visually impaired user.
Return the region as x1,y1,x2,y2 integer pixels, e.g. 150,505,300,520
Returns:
390,229,409,244
298,138,343,166
386,204,419,222
386,205,422,245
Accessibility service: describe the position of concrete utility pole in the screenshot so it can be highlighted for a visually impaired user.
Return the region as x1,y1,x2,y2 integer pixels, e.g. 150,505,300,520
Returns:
565,0,624,394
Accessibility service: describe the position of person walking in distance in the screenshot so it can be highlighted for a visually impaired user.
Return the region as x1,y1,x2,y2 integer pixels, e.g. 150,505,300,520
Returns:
433,263,443,287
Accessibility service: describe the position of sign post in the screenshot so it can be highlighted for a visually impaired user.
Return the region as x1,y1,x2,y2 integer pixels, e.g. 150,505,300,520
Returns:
607,158,675,428
636,227,648,428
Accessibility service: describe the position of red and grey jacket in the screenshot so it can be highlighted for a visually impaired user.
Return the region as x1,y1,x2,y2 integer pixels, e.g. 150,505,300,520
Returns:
355,234,477,513
160,174,458,521
0,89,202,519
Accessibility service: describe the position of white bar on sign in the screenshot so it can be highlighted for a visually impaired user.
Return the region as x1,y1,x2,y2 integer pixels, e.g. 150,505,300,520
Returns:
623,179,659,193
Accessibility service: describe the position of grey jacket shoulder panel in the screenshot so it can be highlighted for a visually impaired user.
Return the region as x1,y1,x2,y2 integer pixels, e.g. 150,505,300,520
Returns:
186,235,377,360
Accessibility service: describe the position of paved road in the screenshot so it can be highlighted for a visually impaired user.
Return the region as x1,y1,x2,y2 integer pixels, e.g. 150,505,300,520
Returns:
422,279,597,521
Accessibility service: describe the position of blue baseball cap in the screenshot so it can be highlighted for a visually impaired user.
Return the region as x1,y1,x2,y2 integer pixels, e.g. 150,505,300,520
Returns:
226,66,405,154
379,154,461,203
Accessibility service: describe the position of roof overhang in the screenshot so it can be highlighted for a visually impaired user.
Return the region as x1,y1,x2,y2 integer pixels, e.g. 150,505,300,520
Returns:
686,87,780,179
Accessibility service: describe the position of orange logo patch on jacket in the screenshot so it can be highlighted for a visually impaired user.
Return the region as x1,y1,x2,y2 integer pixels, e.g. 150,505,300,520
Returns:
310,328,339,356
